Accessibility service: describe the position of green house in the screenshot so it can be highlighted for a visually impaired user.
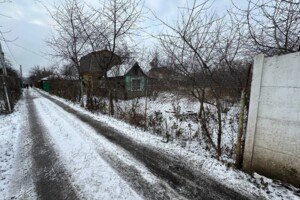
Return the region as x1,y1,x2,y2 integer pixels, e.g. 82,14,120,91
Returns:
105,62,152,99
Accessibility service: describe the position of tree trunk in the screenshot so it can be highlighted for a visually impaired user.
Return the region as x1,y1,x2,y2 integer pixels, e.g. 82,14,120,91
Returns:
86,78,92,109
79,77,84,106
144,83,148,131
235,90,246,169
216,99,222,158
198,90,218,152
198,90,205,118
109,90,114,116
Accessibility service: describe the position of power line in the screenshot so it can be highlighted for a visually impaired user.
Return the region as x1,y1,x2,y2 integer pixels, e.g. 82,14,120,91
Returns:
0,31,54,69
0,32,18,64
11,41,50,60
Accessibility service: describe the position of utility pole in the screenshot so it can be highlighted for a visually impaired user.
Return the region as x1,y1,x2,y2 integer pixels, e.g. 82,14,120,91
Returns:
0,41,12,113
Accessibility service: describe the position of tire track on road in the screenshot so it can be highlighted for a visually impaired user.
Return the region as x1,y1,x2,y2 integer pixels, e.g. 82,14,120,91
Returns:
26,90,80,200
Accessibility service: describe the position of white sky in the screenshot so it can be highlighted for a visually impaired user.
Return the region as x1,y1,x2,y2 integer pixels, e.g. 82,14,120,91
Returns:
0,0,245,77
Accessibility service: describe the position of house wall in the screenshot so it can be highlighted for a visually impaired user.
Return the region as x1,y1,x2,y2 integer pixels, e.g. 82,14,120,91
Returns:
125,75,146,99
41,80,50,92
243,52,300,187
123,64,151,99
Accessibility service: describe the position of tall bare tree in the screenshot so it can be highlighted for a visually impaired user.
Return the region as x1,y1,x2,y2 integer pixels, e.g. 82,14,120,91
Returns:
156,0,249,158
240,0,300,56
45,0,93,102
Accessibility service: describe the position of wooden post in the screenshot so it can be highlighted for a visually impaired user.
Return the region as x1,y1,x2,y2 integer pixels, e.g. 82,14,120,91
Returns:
236,89,245,168
236,64,252,169
144,78,148,130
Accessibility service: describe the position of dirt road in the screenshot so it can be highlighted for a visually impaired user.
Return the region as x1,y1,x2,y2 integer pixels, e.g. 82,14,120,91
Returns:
39,90,260,200
9,90,79,200
9,89,260,200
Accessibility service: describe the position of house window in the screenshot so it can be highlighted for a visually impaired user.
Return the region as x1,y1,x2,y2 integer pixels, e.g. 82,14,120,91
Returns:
131,78,141,91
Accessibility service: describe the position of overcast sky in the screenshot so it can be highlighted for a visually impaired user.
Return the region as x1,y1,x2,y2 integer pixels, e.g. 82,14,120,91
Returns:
0,0,241,77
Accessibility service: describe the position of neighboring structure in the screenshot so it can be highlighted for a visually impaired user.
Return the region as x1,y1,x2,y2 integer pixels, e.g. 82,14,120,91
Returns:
39,77,51,92
38,75,78,94
147,66,185,91
79,50,122,83
103,62,151,99
243,52,300,187
79,50,122,98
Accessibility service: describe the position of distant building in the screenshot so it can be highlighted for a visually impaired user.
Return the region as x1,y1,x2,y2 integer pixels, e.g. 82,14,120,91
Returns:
147,66,185,91
79,49,123,98
79,50,122,83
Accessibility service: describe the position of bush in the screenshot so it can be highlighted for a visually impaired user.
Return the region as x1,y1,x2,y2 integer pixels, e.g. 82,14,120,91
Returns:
0,67,21,114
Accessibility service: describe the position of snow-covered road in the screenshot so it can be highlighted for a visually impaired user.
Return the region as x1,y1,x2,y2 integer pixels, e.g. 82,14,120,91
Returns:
2,88,298,200
21,89,253,199
13,89,144,200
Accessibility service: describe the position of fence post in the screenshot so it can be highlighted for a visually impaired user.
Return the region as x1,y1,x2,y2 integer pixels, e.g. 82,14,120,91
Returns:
243,54,264,172
235,89,246,168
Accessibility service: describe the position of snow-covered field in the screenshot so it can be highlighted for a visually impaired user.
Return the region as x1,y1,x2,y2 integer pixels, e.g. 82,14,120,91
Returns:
0,89,299,200
113,92,239,159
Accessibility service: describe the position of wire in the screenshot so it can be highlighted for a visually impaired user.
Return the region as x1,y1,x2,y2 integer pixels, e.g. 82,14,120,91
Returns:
0,31,18,64
11,42,49,60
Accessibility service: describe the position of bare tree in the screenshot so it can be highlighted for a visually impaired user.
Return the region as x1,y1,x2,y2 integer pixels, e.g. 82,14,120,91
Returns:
239,0,300,56
28,65,55,85
155,0,249,158
45,0,93,102
60,63,78,77
149,49,160,68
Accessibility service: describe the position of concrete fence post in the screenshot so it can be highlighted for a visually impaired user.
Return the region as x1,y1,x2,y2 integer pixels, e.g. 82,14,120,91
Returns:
243,54,264,172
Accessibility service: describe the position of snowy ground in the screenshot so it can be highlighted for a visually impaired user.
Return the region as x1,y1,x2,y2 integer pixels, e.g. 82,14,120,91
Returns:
116,92,239,153
0,88,299,200
0,97,25,198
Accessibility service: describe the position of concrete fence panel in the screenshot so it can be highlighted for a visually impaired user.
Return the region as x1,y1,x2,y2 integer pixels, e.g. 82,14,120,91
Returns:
243,52,300,187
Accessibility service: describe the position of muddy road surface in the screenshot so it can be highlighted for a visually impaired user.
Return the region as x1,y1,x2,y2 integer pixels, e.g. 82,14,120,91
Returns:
33,90,259,200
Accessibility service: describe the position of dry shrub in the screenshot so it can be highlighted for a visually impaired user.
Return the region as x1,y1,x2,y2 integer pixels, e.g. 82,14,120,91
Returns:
86,97,108,114
121,98,145,128
148,111,164,134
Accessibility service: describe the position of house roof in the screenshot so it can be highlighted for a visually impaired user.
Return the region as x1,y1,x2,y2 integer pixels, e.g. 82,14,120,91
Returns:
107,62,147,78
147,67,172,78
147,66,184,81
107,64,131,77
39,74,78,81
79,50,122,74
